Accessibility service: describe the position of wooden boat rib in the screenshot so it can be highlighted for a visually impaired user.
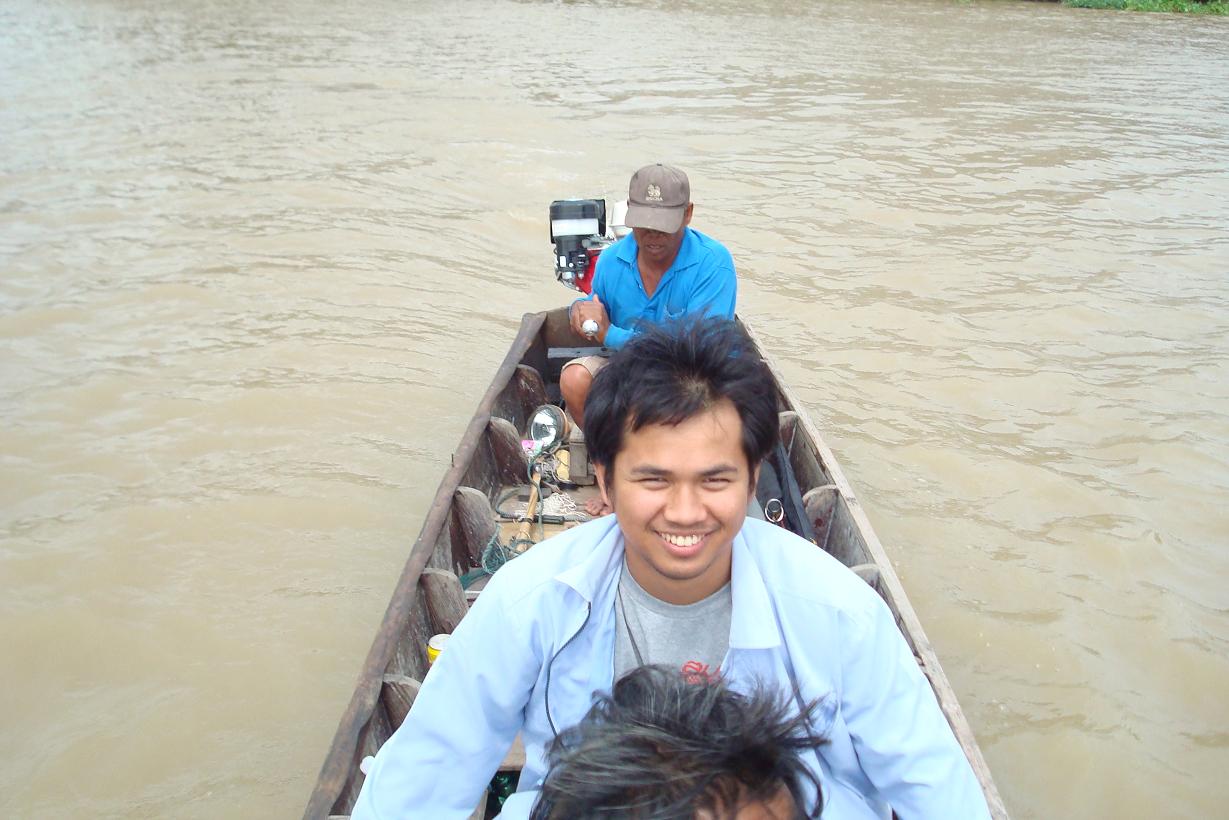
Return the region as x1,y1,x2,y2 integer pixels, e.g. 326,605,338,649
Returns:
305,308,1008,819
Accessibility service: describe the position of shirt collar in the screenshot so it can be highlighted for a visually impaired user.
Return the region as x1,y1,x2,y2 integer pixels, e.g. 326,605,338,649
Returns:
615,227,698,274
554,516,624,602
729,530,784,650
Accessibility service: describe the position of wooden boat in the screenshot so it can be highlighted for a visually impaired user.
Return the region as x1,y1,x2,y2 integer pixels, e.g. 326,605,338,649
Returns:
304,308,1008,819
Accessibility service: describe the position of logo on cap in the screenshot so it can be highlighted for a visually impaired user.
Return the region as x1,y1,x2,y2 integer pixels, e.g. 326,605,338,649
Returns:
646,183,662,202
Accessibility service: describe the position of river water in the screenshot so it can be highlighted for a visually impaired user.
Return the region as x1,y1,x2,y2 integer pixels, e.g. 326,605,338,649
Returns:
2,0,1227,817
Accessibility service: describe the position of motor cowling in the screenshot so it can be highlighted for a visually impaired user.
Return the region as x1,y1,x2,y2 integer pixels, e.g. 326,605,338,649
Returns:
550,199,610,294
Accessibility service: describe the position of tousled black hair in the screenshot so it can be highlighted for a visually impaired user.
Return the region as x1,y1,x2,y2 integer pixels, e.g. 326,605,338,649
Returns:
584,317,779,474
529,665,827,819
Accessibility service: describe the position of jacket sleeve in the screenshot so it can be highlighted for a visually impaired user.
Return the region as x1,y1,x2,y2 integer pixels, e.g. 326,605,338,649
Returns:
839,597,992,819
350,583,543,819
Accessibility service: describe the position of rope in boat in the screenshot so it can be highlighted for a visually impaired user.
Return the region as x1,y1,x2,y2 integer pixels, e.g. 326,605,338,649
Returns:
497,488,584,521
482,531,514,574
460,462,549,589
459,531,512,589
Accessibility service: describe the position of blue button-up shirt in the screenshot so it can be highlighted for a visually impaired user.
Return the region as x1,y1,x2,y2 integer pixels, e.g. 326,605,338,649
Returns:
576,227,737,349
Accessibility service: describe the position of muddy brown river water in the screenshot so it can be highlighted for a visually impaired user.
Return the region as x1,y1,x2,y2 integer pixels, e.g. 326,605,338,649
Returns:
2,0,1227,817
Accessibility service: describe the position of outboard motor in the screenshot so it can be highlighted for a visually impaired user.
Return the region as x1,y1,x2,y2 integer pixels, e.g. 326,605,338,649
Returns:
549,198,610,294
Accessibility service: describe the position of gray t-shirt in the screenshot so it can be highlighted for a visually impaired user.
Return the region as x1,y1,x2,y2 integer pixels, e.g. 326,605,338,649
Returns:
613,559,732,683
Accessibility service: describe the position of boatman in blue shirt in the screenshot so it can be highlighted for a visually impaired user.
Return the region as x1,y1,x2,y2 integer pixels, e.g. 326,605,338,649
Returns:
352,318,993,820
562,163,737,433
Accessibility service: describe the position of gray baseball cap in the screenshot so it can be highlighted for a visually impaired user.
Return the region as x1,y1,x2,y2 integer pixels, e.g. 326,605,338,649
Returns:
623,164,690,233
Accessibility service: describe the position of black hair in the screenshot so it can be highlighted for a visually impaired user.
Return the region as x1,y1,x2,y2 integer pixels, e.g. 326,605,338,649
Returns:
584,317,779,474
529,665,827,820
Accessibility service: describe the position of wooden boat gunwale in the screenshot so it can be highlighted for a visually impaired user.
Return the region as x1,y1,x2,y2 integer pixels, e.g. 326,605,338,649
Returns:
305,312,548,818
748,318,1005,817
305,309,1007,819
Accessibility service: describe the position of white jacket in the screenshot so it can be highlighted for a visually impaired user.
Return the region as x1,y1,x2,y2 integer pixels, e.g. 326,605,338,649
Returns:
353,516,991,819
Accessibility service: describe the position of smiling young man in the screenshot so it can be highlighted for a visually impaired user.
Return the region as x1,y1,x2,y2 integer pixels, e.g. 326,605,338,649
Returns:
352,319,992,820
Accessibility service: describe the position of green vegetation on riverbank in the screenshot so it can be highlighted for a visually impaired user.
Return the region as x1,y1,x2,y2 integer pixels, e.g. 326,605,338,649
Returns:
1063,0,1228,12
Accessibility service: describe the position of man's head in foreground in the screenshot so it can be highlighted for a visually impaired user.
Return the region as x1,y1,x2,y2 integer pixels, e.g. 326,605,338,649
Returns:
530,665,826,820
584,317,778,604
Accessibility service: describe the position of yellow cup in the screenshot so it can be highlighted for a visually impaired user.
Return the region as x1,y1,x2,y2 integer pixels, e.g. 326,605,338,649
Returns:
426,633,450,665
